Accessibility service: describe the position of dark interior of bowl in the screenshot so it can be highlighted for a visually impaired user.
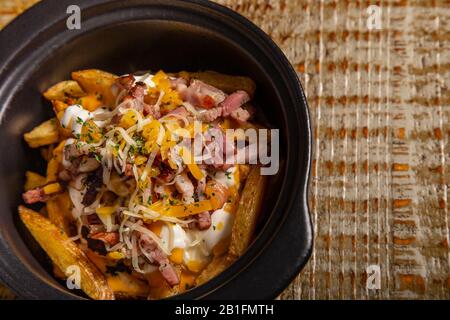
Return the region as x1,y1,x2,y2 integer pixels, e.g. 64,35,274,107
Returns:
0,0,311,300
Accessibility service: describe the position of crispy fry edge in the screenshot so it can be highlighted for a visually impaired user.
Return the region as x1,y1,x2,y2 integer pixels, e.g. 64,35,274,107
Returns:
18,206,115,300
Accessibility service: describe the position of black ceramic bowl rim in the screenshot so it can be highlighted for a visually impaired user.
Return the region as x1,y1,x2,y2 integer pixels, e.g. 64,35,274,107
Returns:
0,0,312,300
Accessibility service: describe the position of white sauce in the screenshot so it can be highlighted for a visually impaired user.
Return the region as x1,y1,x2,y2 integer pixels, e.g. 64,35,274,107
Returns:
160,223,188,252
60,105,107,137
159,205,235,266
61,105,92,135
133,73,156,90
201,208,234,252
213,166,237,188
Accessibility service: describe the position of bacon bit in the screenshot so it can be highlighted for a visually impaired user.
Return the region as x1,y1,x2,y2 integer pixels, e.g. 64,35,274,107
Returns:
22,187,49,204
158,161,176,182
90,232,120,246
198,107,222,122
202,95,215,109
159,262,180,286
205,180,229,210
115,74,135,91
125,163,134,177
167,106,188,117
220,90,250,116
196,211,211,230
229,107,250,124
140,234,179,286
125,82,146,101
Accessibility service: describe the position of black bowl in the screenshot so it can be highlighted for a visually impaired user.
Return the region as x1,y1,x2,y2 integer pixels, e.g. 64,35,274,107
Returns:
0,0,312,299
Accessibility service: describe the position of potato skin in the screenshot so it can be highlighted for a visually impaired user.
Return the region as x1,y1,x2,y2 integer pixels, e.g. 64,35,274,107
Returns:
71,69,118,107
228,166,267,259
46,191,73,236
24,171,46,191
196,255,231,286
23,118,60,148
43,80,86,101
18,206,114,300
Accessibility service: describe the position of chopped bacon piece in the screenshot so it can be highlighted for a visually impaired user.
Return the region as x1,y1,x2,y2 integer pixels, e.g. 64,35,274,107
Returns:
124,163,134,177
202,95,215,109
143,103,161,119
197,211,212,230
22,187,49,204
229,107,251,124
174,173,194,203
205,179,229,209
179,80,226,108
198,107,222,122
140,234,180,286
169,77,187,89
125,81,146,101
220,90,250,116
115,74,135,91
90,232,120,246
159,262,180,286
167,106,188,117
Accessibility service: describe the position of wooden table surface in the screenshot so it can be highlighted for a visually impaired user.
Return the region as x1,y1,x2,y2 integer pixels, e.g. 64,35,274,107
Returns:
1,0,449,300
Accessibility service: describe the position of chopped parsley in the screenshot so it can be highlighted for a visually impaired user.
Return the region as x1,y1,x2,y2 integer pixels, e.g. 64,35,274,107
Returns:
94,153,102,163
76,116,85,125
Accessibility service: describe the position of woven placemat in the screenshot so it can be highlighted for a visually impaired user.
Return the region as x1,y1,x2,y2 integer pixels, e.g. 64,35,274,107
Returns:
1,0,449,300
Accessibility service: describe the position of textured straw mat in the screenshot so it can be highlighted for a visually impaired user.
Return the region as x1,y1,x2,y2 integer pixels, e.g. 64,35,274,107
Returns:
1,0,450,300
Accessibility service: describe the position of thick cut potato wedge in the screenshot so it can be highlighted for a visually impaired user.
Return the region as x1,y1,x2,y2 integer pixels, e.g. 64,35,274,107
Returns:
46,139,66,183
24,118,60,148
43,80,86,101
72,69,118,107
196,255,231,286
187,71,256,97
24,171,46,191
18,206,114,300
46,191,73,236
228,166,267,259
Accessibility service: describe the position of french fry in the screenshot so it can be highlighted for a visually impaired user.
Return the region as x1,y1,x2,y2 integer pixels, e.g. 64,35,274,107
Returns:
18,206,114,300
85,250,149,299
46,191,73,236
46,140,66,183
24,171,46,191
43,80,86,101
187,71,256,97
72,69,118,107
78,94,103,112
228,166,267,260
50,102,72,138
23,118,60,148
195,255,231,286
52,100,69,114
